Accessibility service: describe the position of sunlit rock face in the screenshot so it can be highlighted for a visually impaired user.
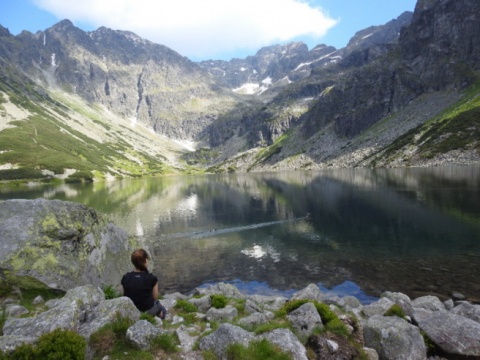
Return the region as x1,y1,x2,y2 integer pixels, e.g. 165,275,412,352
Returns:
0,199,138,290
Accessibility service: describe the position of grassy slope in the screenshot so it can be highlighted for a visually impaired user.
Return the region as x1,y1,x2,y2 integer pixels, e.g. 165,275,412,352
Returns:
0,72,194,182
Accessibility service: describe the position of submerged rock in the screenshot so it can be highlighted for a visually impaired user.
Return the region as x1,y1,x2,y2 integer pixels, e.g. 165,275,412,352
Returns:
0,199,139,290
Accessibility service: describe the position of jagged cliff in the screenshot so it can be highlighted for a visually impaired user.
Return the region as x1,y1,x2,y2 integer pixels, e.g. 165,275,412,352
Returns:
0,0,479,180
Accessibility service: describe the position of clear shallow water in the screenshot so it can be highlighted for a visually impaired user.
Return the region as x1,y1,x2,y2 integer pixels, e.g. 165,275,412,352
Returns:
2,166,480,302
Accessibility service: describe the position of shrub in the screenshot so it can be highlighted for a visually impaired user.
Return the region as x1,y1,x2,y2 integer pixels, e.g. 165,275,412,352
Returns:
210,294,227,309
5,329,86,360
313,302,338,324
226,339,292,360
102,285,121,300
89,314,134,357
384,304,406,319
151,332,179,353
35,329,87,360
174,299,198,313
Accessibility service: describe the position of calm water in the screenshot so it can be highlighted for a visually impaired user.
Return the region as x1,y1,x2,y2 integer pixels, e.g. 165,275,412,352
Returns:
2,166,480,303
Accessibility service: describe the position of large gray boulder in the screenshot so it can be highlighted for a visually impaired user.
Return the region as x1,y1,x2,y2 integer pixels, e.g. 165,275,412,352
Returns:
291,283,325,302
126,320,167,351
198,323,254,358
287,302,323,337
259,328,309,360
417,311,480,357
0,199,138,290
450,302,480,324
2,285,140,343
363,315,426,360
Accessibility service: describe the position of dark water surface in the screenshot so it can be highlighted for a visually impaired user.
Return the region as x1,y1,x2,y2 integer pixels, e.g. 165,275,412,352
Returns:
2,166,480,302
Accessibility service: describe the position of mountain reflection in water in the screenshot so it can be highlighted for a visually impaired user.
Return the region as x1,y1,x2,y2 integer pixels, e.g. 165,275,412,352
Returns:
1,166,479,302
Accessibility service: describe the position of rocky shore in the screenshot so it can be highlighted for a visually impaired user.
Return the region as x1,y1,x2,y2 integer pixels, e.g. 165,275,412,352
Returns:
1,282,480,359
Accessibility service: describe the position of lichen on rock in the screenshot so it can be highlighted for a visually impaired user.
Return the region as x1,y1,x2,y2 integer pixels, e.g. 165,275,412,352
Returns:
0,199,138,290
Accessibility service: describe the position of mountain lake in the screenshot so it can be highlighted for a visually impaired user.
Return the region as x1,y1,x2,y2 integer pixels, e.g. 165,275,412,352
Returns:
1,166,480,303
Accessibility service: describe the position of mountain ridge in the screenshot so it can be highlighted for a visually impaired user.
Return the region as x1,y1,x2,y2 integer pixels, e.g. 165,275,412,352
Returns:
0,0,479,181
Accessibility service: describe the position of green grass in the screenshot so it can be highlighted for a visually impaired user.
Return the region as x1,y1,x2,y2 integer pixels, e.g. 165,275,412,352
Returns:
225,339,292,360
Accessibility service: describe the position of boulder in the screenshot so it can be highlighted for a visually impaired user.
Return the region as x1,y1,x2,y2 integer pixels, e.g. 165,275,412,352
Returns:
363,315,426,360
306,333,363,360
382,291,414,317
258,328,308,360
291,283,325,302
363,297,395,317
450,302,480,324
194,282,245,299
0,336,38,354
286,302,323,337
205,305,238,322
417,311,480,357
0,199,138,290
237,311,274,327
198,323,254,358
248,294,288,311
176,324,200,352
412,296,445,312
126,320,167,351
189,295,211,312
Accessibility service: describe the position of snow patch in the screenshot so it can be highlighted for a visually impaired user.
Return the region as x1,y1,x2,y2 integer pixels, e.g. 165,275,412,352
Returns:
261,77,272,85
240,67,246,72
173,139,196,152
51,53,57,67
362,33,373,40
233,83,260,95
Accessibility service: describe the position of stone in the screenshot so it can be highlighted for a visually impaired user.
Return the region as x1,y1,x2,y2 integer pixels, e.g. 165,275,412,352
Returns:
176,324,199,352
259,328,308,360
0,336,38,354
363,297,395,317
363,347,380,360
418,311,480,357
205,305,238,322
412,296,445,312
32,295,45,305
126,320,167,351
382,291,414,317
248,294,288,311
363,315,426,360
450,291,466,301
286,302,323,337
237,311,274,327
195,282,245,299
450,302,480,324
198,323,254,358
5,305,29,317
443,299,454,311
0,199,138,291
188,295,211,313
291,283,325,302
244,299,262,314
306,333,362,360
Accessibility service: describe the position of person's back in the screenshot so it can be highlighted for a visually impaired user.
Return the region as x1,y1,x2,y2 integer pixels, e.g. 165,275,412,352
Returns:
121,249,166,319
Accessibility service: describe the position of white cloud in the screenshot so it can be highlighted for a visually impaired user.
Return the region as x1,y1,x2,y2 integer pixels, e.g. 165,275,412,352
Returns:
33,0,337,60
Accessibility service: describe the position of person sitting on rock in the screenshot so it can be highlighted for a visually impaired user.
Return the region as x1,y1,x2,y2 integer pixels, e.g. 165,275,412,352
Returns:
121,248,167,319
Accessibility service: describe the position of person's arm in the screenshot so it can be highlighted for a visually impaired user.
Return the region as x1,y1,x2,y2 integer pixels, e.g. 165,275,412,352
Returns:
152,282,159,300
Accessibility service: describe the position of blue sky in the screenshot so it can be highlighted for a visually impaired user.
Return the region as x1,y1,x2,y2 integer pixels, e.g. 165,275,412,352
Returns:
0,0,417,61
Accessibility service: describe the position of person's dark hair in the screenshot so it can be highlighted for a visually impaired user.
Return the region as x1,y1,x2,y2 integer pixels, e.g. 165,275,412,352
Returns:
131,249,149,272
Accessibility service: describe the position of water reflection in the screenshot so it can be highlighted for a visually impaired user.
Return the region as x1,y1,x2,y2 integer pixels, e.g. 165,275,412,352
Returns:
1,166,479,301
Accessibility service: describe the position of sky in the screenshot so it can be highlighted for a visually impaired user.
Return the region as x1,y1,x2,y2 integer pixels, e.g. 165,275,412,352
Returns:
0,0,418,61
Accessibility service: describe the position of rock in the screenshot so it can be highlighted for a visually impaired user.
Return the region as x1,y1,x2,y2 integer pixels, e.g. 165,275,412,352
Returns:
259,328,308,360
126,320,167,351
306,333,362,360
291,283,325,302
363,297,395,317
450,291,466,301
195,282,245,299
163,292,188,300
5,305,29,317
443,299,454,310
176,324,199,352
382,291,414,317
188,295,211,313
412,296,445,312
0,336,38,354
244,299,262,314
205,305,238,322
450,302,480,324
363,315,426,360
0,199,138,291
237,311,274,327
418,311,480,357
363,347,380,360
32,295,45,305
3,285,140,341
286,302,323,337
248,294,288,311
198,323,254,358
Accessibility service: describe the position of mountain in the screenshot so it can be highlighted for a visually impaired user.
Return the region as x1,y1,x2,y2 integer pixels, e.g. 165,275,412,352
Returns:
0,0,479,181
